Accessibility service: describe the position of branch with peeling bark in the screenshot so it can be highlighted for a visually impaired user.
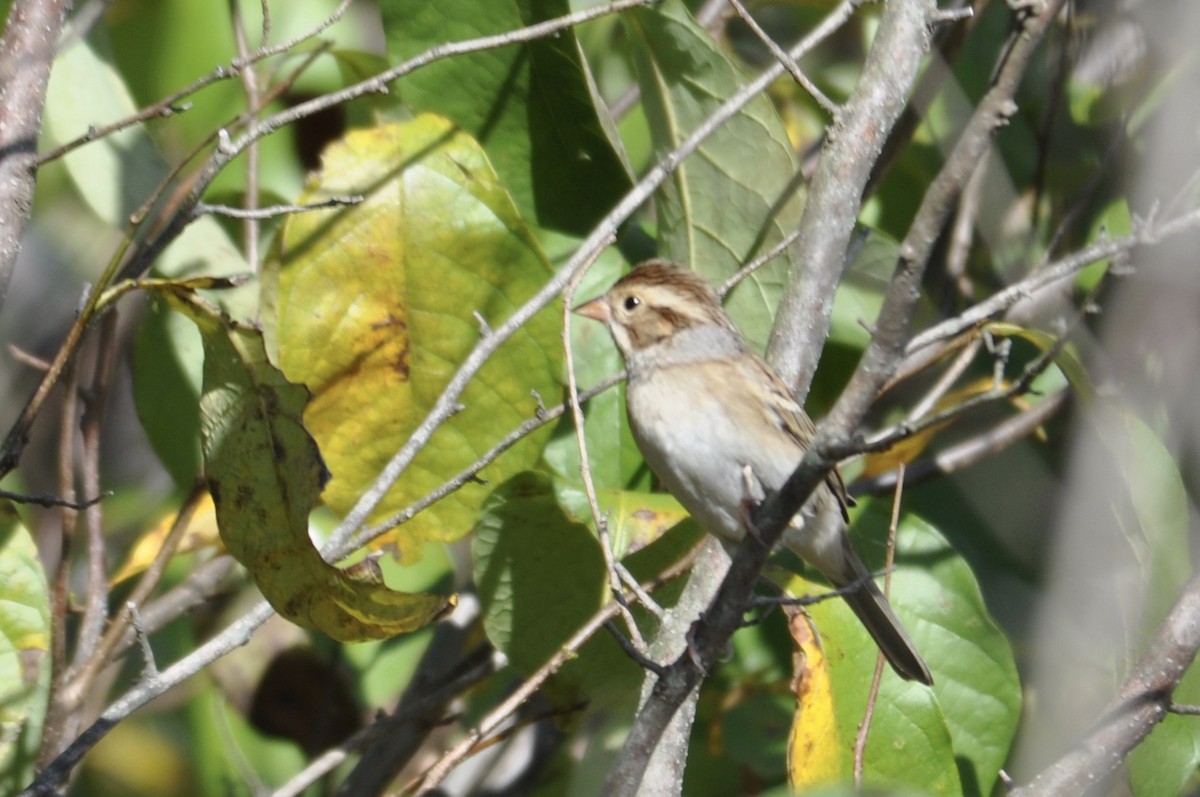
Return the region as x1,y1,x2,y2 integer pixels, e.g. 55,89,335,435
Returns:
0,0,73,309
1010,574,1200,797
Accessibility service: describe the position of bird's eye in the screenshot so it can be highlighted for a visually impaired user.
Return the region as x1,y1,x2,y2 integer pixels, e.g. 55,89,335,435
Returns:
623,295,641,311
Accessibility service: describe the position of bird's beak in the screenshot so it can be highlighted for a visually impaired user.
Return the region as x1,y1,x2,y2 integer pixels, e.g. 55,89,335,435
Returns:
572,296,610,323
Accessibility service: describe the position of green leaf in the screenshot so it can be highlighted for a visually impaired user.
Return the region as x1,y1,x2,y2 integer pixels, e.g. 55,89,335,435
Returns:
163,288,451,641
382,0,633,235
1129,698,1200,797
723,691,794,780
829,228,900,349
42,24,249,282
0,503,51,795
43,24,252,489
44,27,165,223
782,503,1021,796
985,322,1094,402
1103,408,1197,797
472,472,641,708
267,117,561,561
623,0,802,352
1078,198,1132,292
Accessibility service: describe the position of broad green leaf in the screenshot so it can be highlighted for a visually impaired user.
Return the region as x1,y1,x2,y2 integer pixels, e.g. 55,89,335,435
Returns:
1130,697,1200,797
1100,408,1196,797
0,503,50,795
44,27,168,228
1078,197,1132,292
163,288,452,641
723,691,793,781
623,0,802,352
268,117,561,560
43,24,251,488
382,0,632,235
779,504,1020,795
472,472,641,708
41,24,249,282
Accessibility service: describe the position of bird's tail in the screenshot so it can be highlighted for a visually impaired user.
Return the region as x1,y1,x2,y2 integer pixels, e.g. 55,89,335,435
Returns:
835,549,933,685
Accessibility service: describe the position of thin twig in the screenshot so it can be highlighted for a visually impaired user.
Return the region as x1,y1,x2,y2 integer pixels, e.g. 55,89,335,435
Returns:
863,307,1082,461
35,102,193,166
0,489,106,510
230,0,262,271
35,0,352,167
273,601,495,797
946,156,987,301
853,387,1069,496
111,554,236,659
64,484,207,706
21,600,278,797
1010,574,1200,797
195,196,363,220
905,337,982,423
79,312,119,660
410,553,696,794
39,354,81,766
853,465,904,786
126,603,158,679
726,0,839,116
563,245,661,633
717,225,804,299
356,374,625,547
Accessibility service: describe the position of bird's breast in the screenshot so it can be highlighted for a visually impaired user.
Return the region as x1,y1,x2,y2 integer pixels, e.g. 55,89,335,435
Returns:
626,366,780,541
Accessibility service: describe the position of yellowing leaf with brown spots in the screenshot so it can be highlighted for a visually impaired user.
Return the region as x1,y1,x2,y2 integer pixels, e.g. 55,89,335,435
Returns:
786,607,841,789
163,288,451,641
267,116,560,562
604,489,690,557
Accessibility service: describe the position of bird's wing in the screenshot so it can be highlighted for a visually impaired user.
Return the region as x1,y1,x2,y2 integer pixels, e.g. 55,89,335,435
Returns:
753,355,853,521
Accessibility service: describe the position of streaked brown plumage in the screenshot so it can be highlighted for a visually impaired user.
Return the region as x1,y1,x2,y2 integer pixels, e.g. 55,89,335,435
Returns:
575,260,932,685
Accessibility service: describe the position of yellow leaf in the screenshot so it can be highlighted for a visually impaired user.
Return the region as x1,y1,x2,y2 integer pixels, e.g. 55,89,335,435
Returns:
601,489,690,558
861,377,1005,477
269,116,560,563
110,492,221,585
786,607,842,789
161,287,452,641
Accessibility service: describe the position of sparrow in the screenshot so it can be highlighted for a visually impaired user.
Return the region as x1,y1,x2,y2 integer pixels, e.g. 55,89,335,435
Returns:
574,259,932,684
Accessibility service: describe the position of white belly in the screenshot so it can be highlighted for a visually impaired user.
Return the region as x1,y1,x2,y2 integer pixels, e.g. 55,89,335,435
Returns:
626,366,796,543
